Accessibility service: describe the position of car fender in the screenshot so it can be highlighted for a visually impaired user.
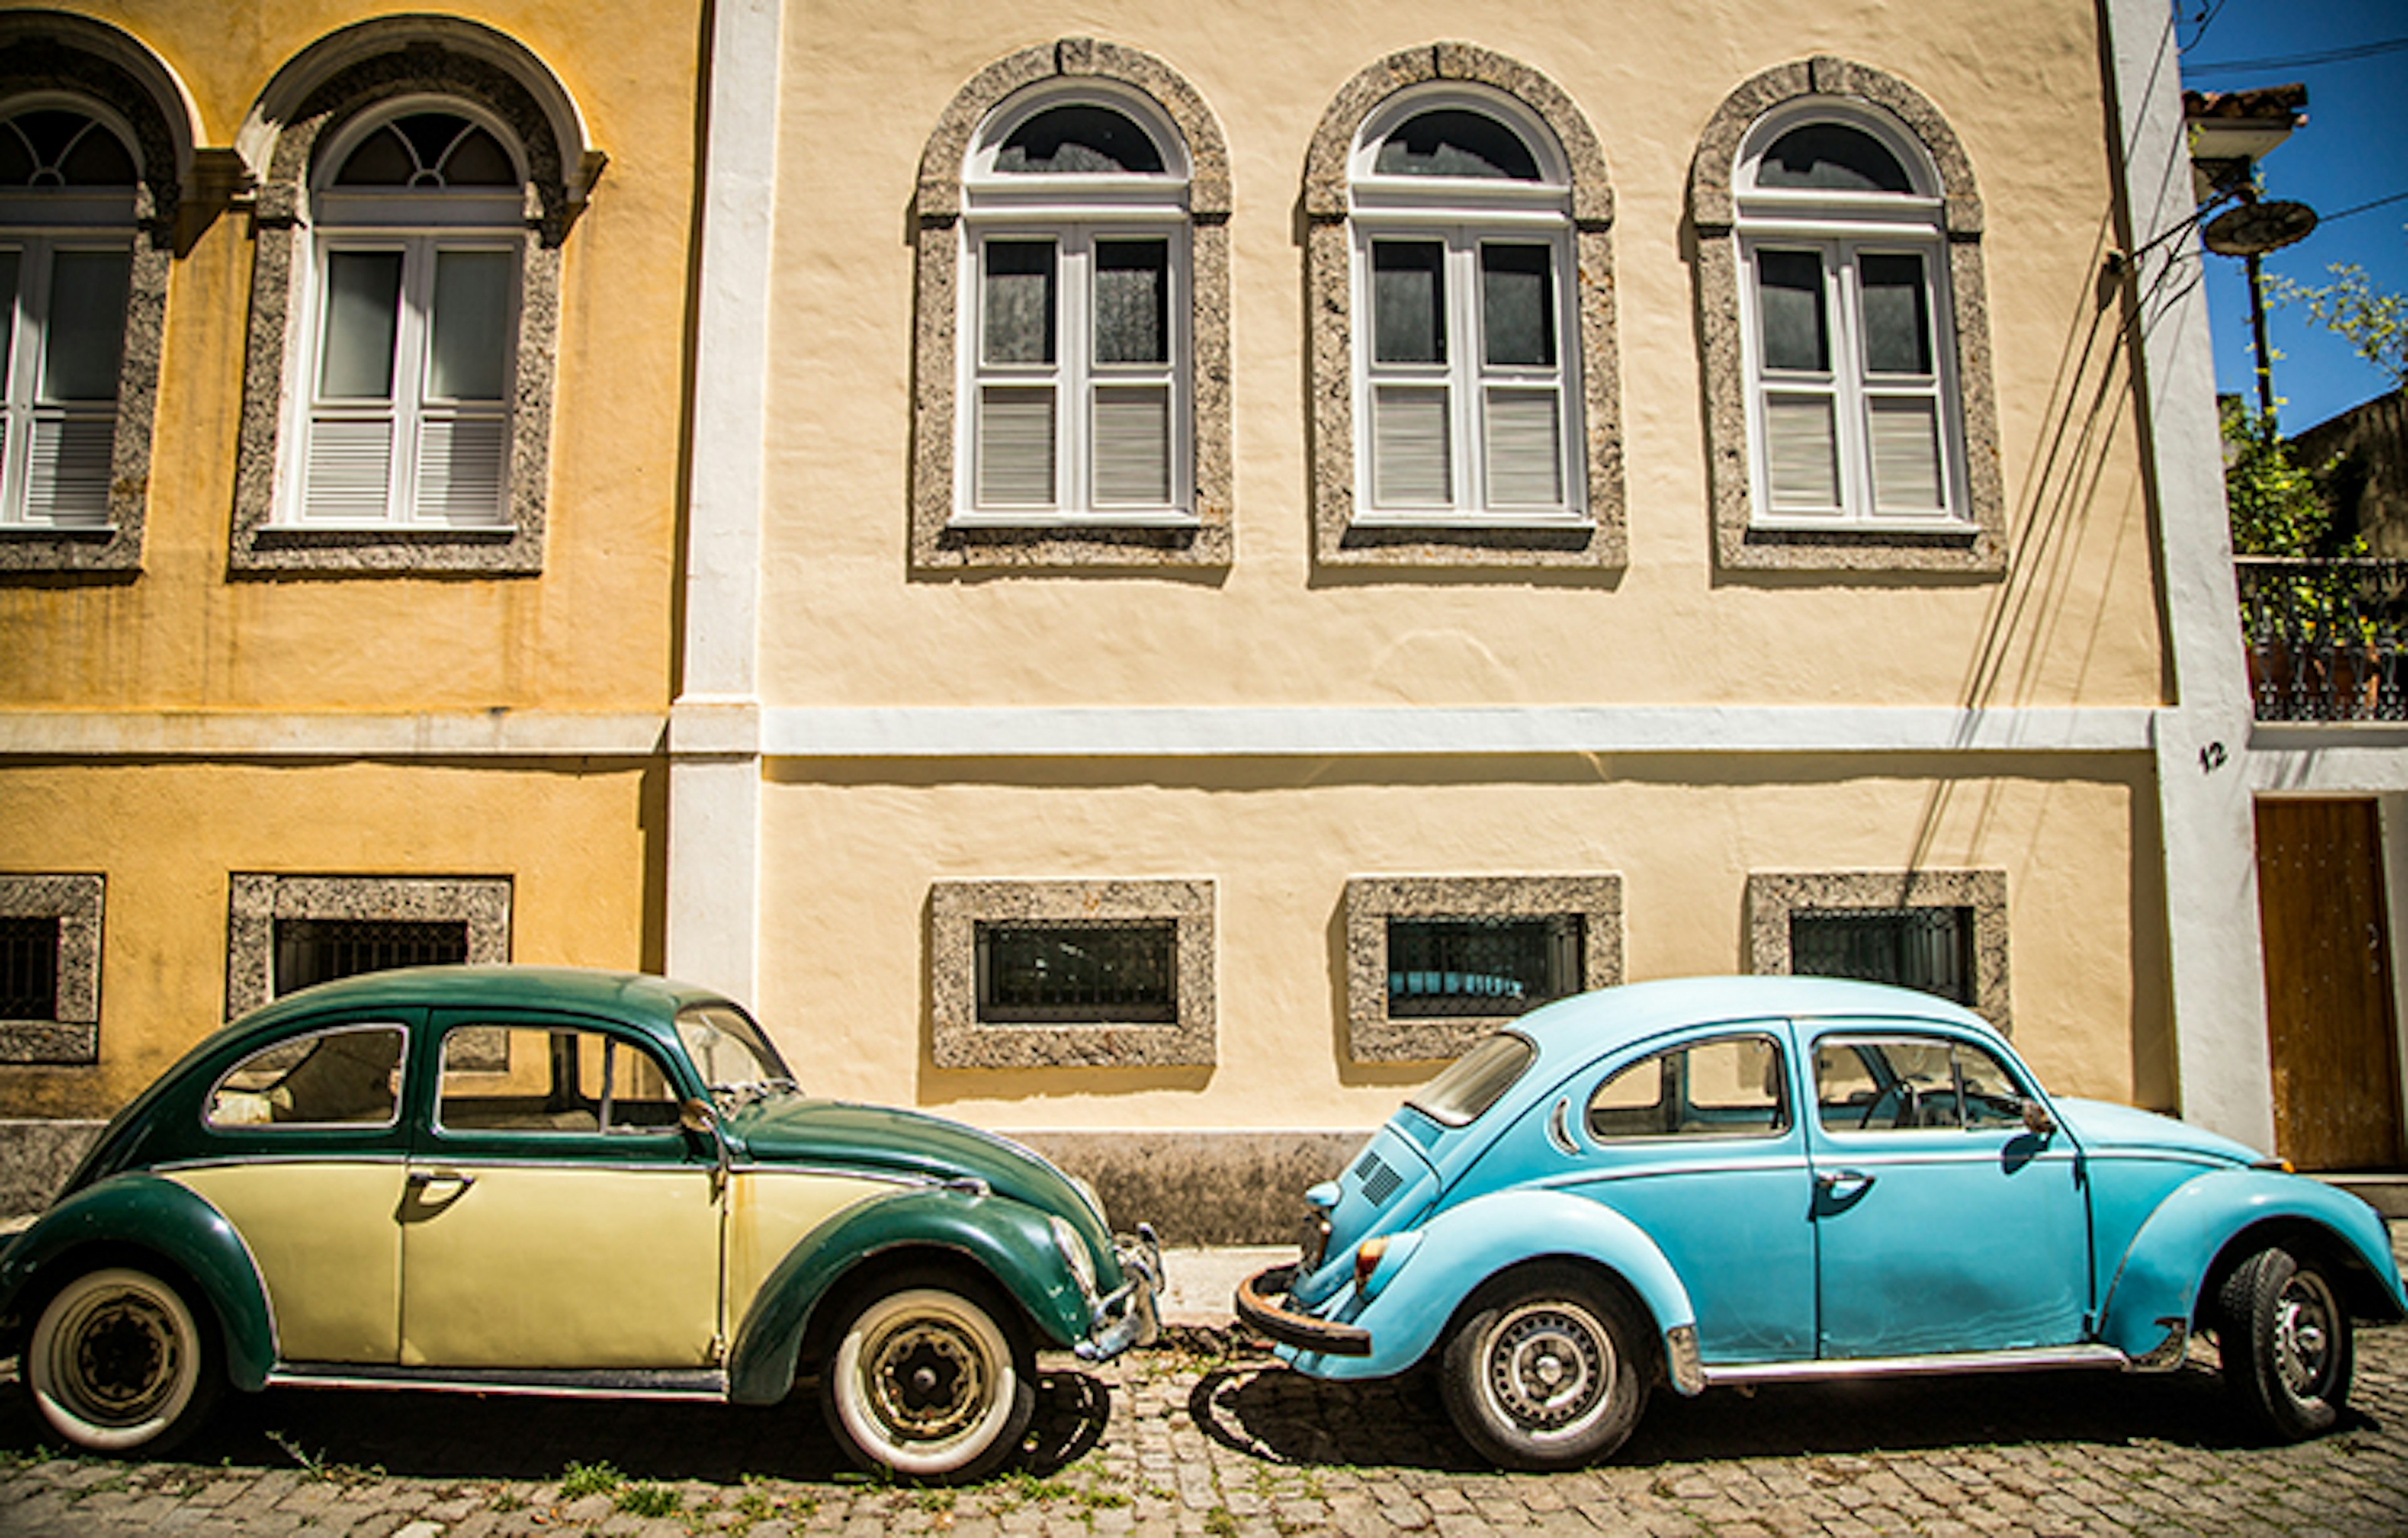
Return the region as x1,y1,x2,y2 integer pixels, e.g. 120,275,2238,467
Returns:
724,1185,1090,1404
0,1174,277,1392
1282,1187,1697,1385
2098,1167,2408,1359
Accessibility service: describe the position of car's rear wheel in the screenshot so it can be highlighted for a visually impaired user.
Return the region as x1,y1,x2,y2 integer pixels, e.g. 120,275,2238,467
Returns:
1439,1265,1648,1470
823,1273,1035,1481
25,1265,221,1455
2217,1244,2353,1441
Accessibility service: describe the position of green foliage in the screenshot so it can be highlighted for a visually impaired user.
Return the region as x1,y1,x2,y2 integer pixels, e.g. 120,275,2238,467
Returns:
2274,257,2408,391
2224,404,2350,558
614,1481,683,1517
557,1460,625,1500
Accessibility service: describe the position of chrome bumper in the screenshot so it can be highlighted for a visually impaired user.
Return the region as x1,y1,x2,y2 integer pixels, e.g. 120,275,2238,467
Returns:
1234,1261,1372,1357
1075,1224,1164,1361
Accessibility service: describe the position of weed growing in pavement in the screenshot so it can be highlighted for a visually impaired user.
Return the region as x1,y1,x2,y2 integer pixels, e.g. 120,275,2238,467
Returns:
1205,1504,1240,1537
0,1445,55,1473
558,1459,625,1500
615,1480,682,1517
488,1488,527,1513
264,1431,382,1486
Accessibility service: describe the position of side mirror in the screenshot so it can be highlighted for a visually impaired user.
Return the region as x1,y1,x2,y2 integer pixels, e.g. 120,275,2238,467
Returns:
2021,1098,2057,1137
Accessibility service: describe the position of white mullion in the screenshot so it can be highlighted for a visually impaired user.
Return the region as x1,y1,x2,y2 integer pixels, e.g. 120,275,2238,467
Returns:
1445,230,1477,510
0,240,36,524
1829,240,1869,521
1061,225,1090,515
393,234,438,524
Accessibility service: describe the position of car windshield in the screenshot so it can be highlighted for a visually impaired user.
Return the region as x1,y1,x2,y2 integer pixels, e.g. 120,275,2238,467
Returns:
675,1002,797,1106
1407,1031,1536,1128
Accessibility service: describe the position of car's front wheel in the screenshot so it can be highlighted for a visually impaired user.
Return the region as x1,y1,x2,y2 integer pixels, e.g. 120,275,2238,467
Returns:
823,1273,1035,1481
1439,1265,1648,1470
2217,1244,2353,1441
25,1265,221,1455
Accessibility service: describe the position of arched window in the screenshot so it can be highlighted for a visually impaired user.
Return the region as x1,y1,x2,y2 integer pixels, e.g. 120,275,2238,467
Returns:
293,104,525,526
1734,103,1960,527
0,101,135,529
1347,89,1581,522
956,87,1191,526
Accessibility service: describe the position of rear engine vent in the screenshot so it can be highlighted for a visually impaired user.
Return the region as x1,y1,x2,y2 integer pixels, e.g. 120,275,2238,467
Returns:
1354,1150,1403,1207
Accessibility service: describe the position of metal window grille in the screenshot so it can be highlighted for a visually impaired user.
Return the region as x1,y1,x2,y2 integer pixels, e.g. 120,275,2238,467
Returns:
0,916,61,1021
274,918,470,997
974,920,1177,1024
1386,915,1583,1019
1788,906,1973,1005
2236,558,2408,722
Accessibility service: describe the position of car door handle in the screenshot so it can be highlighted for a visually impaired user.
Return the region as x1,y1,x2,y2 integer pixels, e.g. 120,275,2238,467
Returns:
1816,1169,1875,1199
408,1169,477,1194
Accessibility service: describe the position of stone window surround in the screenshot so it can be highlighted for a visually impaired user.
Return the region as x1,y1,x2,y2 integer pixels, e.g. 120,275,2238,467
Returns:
1344,874,1624,1063
0,19,184,578
911,38,1232,571
0,874,104,1065
1690,57,2005,576
1303,43,1624,571
225,873,512,1020
929,878,1215,1068
229,32,578,576
1744,867,2011,1032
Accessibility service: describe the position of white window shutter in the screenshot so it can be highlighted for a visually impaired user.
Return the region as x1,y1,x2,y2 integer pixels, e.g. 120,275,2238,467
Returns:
1092,384,1170,505
1868,396,1944,513
1484,389,1562,507
302,418,396,522
978,385,1056,506
1372,386,1451,507
415,415,509,522
23,415,115,525
1764,394,1839,511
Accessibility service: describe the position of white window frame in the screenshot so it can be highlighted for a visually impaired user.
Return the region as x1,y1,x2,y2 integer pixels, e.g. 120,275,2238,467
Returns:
1735,103,1967,532
1346,87,1585,530
954,87,1195,530
276,103,525,531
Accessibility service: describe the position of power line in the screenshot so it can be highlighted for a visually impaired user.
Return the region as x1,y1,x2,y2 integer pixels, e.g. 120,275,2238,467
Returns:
2318,189,2408,225
2185,34,2408,76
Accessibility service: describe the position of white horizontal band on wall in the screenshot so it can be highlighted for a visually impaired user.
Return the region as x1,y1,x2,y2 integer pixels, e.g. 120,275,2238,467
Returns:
0,711,668,759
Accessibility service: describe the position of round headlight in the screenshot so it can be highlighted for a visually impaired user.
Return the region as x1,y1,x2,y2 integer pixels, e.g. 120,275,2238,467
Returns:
1050,1214,1100,1302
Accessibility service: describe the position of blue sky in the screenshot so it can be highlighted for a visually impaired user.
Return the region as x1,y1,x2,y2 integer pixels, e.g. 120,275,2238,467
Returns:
2180,0,2407,432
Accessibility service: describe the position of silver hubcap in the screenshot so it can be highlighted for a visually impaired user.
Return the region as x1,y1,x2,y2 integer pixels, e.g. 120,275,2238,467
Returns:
59,1289,181,1425
865,1318,991,1444
1486,1302,1610,1433
2274,1269,2338,1399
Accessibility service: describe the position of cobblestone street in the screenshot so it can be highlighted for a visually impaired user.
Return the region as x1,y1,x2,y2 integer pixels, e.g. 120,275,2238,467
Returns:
1,1318,2403,1537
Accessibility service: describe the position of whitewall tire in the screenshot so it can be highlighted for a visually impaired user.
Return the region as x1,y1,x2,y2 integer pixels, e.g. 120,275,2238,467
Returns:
824,1278,1034,1480
26,1266,219,1454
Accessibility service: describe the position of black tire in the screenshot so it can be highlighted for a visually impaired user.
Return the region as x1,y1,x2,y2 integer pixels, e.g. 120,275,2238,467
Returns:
820,1270,1035,1482
1439,1265,1649,1470
2217,1245,2353,1441
24,1265,222,1456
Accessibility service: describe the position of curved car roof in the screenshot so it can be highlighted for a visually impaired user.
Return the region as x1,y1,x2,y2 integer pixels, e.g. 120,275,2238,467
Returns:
208,965,732,1055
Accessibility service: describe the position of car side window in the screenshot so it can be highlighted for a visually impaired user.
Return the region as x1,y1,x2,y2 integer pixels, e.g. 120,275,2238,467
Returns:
207,1024,405,1128
436,1024,683,1135
1586,1034,1788,1140
1815,1034,2027,1131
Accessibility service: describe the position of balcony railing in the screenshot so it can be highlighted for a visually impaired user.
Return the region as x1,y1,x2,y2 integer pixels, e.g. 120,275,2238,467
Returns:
2236,557,2408,722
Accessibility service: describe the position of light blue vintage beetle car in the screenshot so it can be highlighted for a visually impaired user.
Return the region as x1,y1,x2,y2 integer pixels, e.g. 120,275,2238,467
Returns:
1238,977,2405,1470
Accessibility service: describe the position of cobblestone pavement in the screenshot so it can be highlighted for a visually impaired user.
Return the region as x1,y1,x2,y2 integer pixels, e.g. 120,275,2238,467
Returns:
1,1318,2404,1537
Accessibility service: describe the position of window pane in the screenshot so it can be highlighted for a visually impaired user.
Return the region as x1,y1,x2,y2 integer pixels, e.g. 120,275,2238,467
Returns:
976,384,1055,505
438,1026,679,1134
982,240,1055,365
1374,110,1541,180
0,915,59,1021
1094,238,1167,365
0,250,18,383
1764,394,1838,509
1756,124,1913,193
975,921,1176,1024
1092,384,1170,504
429,248,510,401
1756,250,1827,373
995,105,1164,174
1481,245,1555,367
1790,908,1973,1005
1817,1037,1962,1132
1386,916,1580,1019
320,250,403,400
1406,1031,1534,1127
1957,1044,2025,1128
1372,241,1445,365
1371,385,1450,506
209,1026,404,1128
1869,396,1944,512
1861,253,1933,374
41,250,129,401
1484,388,1561,507
1589,1036,1787,1140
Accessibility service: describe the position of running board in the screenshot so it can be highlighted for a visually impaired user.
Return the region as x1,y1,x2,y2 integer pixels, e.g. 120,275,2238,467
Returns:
1701,1344,2129,1387
266,1363,729,1402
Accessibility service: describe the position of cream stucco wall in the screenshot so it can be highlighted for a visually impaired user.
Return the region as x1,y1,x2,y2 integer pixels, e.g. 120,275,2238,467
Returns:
755,0,2162,714
0,1,697,713
0,760,662,1117
756,758,2163,1130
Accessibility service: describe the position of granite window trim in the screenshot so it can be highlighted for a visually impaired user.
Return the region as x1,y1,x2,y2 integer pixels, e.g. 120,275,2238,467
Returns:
0,23,185,578
911,38,1232,572
1343,874,1624,1063
929,877,1216,1068
1690,58,2004,576
228,36,575,576
1743,867,2011,1032
0,874,104,1066
224,872,512,1021
1301,43,1624,571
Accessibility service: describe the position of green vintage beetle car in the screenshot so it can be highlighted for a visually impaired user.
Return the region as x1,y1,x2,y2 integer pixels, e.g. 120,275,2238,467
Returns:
0,966,1160,1478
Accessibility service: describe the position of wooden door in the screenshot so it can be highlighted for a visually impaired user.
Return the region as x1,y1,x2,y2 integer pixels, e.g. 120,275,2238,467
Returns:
2256,799,2408,1170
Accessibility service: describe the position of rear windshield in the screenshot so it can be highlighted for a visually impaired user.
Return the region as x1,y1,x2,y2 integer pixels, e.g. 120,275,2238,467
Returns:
1407,1031,1536,1128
